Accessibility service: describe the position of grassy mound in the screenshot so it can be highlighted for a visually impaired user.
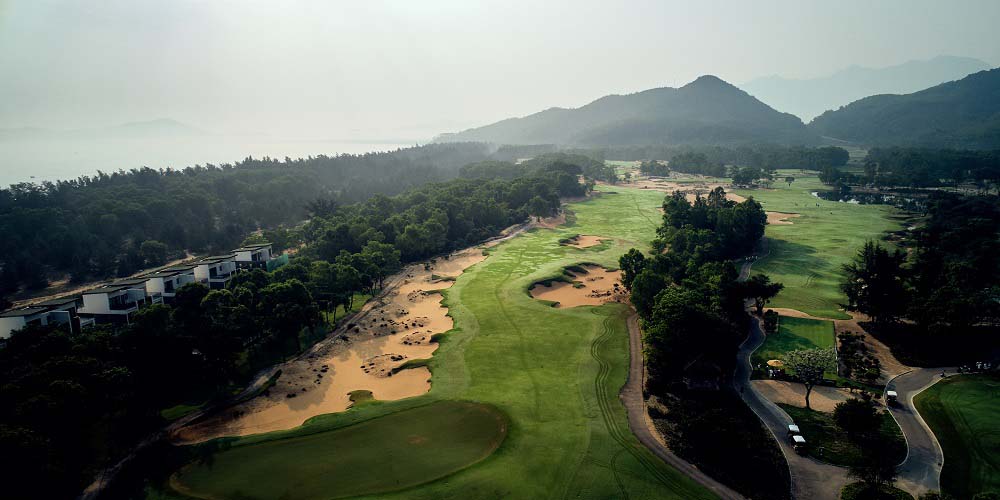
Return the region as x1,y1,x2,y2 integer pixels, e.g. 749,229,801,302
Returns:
170,401,507,500
915,374,1000,498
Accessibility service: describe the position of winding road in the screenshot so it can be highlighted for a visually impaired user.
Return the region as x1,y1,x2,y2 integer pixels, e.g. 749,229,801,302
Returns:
734,316,850,499
886,368,952,496
621,313,747,499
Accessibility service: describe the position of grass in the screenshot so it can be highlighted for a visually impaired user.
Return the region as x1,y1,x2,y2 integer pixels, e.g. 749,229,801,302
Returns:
779,404,906,467
840,482,913,500
914,374,1000,499
159,402,205,422
163,185,713,499
171,401,508,500
753,315,836,378
734,173,904,319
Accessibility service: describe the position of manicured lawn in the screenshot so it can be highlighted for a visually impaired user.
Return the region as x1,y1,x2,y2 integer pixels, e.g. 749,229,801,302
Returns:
172,401,508,500
166,186,713,499
779,404,906,468
754,315,836,377
734,174,904,319
914,374,1000,499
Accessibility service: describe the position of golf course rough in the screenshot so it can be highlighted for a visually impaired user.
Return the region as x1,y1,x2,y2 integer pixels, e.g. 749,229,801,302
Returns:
167,185,714,500
914,374,1000,498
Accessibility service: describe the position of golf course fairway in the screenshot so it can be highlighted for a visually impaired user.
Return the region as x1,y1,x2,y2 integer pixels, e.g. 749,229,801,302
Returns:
914,374,1000,498
166,185,715,500
734,173,902,319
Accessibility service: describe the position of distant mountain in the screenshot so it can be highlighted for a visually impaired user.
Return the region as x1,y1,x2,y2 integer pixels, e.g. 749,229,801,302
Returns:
0,118,205,142
808,68,1000,150
436,75,817,147
743,56,992,121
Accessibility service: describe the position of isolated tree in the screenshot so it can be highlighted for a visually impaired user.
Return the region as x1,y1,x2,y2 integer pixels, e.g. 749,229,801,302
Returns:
618,249,646,291
849,437,899,495
841,241,908,324
785,176,795,186
784,348,836,409
763,309,779,333
833,398,880,441
744,274,784,315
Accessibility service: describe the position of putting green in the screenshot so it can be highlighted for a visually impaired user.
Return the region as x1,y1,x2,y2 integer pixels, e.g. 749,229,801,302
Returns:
915,374,1000,498
753,316,836,378
171,401,507,500
734,174,903,319
166,186,713,500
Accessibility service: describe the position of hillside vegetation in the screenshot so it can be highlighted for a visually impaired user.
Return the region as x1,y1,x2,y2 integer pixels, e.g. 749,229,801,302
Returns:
809,68,1000,149
438,75,817,146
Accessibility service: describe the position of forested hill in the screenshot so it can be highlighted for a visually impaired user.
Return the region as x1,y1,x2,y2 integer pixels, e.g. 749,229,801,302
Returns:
436,75,818,147
0,143,492,293
809,68,1000,149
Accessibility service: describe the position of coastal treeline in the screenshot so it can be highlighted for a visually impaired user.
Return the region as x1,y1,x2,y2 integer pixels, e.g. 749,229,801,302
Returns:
0,143,493,295
620,188,789,499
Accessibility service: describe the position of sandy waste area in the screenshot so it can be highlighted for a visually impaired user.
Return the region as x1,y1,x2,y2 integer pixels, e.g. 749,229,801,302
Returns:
563,235,607,248
766,212,800,225
530,265,627,308
174,248,487,442
630,176,747,203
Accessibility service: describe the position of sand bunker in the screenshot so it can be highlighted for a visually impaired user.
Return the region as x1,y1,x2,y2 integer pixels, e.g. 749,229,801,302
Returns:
562,235,608,249
529,265,627,308
174,247,487,442
767,212,800,225
751,380,865,413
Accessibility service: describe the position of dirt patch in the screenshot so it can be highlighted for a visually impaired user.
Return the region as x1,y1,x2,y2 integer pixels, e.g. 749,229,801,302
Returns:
767,212,800,225
631,177,746,204
174,247,487,443
562,235,607,248
751,380,862,413
529,265,627,308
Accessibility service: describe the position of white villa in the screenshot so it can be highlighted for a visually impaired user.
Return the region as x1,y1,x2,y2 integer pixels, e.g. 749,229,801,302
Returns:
2,242,283,336
142,265,197,299
0,296,93,339
233,243,273,270
193,255,237,289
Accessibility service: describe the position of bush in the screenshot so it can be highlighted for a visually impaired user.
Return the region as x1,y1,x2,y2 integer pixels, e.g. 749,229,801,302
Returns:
764,310,779,334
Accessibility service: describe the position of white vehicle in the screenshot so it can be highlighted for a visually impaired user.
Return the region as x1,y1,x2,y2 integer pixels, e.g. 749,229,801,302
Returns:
886,390,899,404
792,434,807,453
787,424,801,438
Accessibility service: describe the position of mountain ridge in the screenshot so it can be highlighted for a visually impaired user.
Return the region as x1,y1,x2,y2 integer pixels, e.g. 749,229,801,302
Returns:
436,75,817,147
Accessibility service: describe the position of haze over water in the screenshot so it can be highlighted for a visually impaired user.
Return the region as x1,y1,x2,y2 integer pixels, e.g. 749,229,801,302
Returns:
0,137,411,187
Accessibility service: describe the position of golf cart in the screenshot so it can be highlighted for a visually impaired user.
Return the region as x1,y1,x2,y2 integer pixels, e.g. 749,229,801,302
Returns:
886,390,899,406
786,424,800,438
791,434,807,454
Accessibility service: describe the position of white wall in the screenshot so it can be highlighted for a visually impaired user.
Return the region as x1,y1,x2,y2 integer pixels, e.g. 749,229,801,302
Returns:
0,317,27,339
81,293,112,314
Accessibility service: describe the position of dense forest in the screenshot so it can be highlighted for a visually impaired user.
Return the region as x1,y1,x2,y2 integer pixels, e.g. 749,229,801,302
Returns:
0,166,588,499
0,143,494,295
809,68,1000,150
619,188,789,499
597,144,849,171
814,147,1000,191
842,193,1000,365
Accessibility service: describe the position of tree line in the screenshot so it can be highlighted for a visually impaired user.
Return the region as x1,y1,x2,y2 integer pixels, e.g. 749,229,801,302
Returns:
618,187,789,498
841,192,999,364
0,143,495,296
818,147,1000,192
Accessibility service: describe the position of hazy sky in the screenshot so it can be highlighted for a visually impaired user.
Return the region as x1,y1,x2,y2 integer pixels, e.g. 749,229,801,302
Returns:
2,0,998,140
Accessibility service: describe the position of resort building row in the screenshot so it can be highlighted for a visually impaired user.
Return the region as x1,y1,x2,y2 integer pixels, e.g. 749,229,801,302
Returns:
0,243,286,339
